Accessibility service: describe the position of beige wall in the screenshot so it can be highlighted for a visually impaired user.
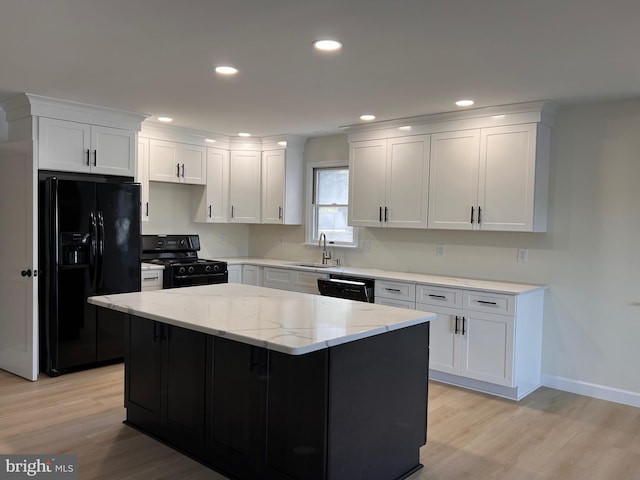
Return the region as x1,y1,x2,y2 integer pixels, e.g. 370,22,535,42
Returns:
249,99,640,400
142,182,250,259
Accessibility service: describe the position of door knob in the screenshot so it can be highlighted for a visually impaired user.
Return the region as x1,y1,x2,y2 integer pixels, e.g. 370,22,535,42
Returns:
21,269,32,277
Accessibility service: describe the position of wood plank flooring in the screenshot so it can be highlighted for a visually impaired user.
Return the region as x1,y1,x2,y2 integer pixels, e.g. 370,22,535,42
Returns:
1,364,639,479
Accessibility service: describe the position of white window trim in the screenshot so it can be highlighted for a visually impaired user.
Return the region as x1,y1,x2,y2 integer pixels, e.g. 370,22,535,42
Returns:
304,160,359,248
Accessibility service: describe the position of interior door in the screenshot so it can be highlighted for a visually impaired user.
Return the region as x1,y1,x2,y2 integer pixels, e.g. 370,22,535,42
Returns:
0,142,38,380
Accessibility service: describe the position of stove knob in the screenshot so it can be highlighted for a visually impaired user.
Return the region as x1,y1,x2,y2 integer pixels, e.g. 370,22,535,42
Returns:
205,265,212,272
213,264,220,272
179,267,186,274
188,266,195,274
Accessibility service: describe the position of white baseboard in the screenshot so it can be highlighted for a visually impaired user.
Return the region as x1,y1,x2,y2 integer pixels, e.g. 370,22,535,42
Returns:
542,374,640,408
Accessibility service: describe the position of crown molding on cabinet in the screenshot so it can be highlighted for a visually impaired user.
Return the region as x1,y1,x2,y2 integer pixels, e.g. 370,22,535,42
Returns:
1,93,149,132
341,101,559,142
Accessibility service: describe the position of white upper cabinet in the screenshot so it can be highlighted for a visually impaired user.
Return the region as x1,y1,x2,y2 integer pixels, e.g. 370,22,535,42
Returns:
349,135,429,228
428,130,481,230
261,147,303,225
148,139,206,185
229,150,261,223
348,139,387,227
137,136,150,222
39,118,135,177
192,147,230,223
428,124,549,232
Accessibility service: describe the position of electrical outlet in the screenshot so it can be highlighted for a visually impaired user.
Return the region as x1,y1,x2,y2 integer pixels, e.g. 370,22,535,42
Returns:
361,240,371,252
436,244,446,257
517,248,528,263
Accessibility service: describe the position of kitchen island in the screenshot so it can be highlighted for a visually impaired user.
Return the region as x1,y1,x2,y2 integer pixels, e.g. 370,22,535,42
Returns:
88,283,435,480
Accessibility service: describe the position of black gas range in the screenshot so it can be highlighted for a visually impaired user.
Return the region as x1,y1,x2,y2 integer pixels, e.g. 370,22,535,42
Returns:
141,234,228,288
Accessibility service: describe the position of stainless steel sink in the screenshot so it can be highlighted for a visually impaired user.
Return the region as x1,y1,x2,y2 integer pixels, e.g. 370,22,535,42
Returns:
289,263,333,269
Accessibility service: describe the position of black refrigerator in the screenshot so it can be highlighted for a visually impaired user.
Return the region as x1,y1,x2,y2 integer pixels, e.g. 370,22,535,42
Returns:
39,173,141,376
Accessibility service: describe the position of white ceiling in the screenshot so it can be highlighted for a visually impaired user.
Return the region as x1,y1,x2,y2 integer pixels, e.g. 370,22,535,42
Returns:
1,0,639,138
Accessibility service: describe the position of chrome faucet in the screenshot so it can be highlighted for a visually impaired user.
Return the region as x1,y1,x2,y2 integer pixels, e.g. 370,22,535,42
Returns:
318,233,332,265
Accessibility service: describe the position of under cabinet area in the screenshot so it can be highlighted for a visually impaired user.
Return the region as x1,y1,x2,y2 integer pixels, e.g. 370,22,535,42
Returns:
416,284,543,400
39,117,136,177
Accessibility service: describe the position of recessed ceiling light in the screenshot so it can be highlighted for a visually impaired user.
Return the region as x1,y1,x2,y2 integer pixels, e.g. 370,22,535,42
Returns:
238,132,251,137
492,115,506,120
277,141,287,147
398,126,412,131
455,99,474,107
215,66,238,75
360,114,376,121
313,39,342,51
157,116,173,122
205,138,216,143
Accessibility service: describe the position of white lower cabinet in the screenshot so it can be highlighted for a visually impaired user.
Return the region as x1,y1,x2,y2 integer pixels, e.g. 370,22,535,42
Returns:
227,265,242,284
374,279,415,308
416,284,543,400
241,265,260,286
262,267,327,294
141,268,163,291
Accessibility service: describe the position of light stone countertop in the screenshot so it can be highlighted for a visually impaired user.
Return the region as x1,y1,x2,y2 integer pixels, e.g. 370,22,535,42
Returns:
221,258,546,295
88,283,435,355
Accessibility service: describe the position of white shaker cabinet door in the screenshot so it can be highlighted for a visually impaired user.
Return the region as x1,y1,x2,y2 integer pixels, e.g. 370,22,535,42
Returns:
428,130,480,230
348,139,387,227
261,149,286,224
417,303,461,376
90,125,135,177
149,139,180,182
38,117,91,173
229,150,261,223
137,137,150,222
385,135,430,228
478,124,537,231
181,144,206,185
459,311,514,387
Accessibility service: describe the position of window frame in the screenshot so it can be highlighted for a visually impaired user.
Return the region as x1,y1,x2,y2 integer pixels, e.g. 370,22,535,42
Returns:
305,160,358,248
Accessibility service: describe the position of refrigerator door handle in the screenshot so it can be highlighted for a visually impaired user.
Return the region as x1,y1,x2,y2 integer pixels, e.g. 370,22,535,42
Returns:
97,210,105,289
90,211,98,288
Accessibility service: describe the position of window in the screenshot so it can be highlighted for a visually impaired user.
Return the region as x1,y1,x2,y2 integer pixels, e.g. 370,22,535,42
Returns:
307,163,356,246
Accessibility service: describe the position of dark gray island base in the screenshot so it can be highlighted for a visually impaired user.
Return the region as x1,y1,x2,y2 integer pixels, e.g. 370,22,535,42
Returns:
124,314,430,480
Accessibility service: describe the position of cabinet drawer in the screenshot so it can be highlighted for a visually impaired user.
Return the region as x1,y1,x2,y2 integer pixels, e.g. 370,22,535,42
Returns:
141,269,163,291
416,285,463,308
464,292,514,316
375,280,415,302
263,268,293,290
375,297,415,310
293,271,328,295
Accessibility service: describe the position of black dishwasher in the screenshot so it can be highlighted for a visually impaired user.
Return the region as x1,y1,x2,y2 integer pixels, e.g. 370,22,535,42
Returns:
317,274,375,303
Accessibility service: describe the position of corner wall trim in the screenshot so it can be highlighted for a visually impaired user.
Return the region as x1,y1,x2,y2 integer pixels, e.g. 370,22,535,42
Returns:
542,374,640,408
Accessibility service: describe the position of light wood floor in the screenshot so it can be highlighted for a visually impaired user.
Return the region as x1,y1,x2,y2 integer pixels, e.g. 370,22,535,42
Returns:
2,364,639,479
